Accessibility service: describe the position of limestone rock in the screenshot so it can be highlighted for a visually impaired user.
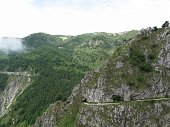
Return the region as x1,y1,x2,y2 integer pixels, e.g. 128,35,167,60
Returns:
162,21,169,28
0,74,30,117
78,100,170,127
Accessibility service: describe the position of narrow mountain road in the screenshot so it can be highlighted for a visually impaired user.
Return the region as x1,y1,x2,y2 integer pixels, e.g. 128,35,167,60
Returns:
0,71,33,76
84,97,170,106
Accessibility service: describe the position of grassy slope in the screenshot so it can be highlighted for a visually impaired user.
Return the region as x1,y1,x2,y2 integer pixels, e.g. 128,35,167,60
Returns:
69,30,138,69
104,28,166,90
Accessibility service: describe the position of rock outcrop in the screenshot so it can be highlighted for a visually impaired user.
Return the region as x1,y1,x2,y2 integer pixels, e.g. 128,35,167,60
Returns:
76,27,170,103
77,100,170,127
32,101,65,127
0,73,31,117
162,21,169,28
32,25,170,127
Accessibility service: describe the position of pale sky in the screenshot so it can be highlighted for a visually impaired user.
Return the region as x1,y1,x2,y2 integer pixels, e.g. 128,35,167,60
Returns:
0,0,170,37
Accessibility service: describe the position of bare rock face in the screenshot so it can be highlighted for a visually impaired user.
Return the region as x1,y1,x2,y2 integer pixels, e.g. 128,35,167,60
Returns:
140,27,153,36
32,26,170,127
116,61,123,68
82,76,109,103
158,40,170,68
79,73,169,103
77,100,170,127
77,27,170,103
0,74,30,117
32,101,65,127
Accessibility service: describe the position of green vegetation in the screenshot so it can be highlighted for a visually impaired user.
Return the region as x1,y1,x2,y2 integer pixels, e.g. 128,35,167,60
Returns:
127,73,148,89
1,26,169,127
129,47,153,72
23,32,70,49
58,99,81,127
0,52,8,59
93,27,167,91
112,95,123,102
124,30,163,88
68,30,138,69
129,48,145,65
0,74,9,91
139,63,153,72
0,47,87,126
0,30,138,126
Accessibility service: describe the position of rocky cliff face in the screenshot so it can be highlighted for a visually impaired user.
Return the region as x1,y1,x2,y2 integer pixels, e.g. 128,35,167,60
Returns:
73,26,170,127
33,25,170,127
32,84,81,127
78,27,170,103
77,100,170,127
0,73,31,117
32,101,65,127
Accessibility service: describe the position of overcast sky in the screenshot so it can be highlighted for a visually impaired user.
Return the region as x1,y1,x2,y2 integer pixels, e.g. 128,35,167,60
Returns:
0,0,170,37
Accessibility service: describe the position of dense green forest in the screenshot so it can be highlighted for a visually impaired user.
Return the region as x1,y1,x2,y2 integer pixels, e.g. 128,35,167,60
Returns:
0,74,9,92
0,47,88,126
0,30,138,126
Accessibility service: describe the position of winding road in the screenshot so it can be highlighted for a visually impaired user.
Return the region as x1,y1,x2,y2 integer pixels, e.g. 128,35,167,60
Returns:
0,71,33,76
84,97,170,106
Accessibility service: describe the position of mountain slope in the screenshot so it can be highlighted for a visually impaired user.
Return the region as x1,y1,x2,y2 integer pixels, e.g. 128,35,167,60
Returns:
32,24,170,127
0,47,87,126
0,31,138,127
66,30,138,68
78,27,170,103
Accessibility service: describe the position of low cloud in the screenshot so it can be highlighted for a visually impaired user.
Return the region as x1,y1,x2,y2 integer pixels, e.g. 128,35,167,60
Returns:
0,37,24,52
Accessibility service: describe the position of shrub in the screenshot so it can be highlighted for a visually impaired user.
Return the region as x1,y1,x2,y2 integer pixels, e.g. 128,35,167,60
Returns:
153,26,158,31
140,63,153,72
142,36,148,40
137,75,144,83
129,48,145,65
128,80,135,86
112,95,123,102
148,53,156,60
151,43,158,48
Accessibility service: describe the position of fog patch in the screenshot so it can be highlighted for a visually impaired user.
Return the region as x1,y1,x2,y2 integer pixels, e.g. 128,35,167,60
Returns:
0,37,24,53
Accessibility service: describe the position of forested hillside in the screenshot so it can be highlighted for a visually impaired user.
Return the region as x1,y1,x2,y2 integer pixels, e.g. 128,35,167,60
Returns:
0,30,138,127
